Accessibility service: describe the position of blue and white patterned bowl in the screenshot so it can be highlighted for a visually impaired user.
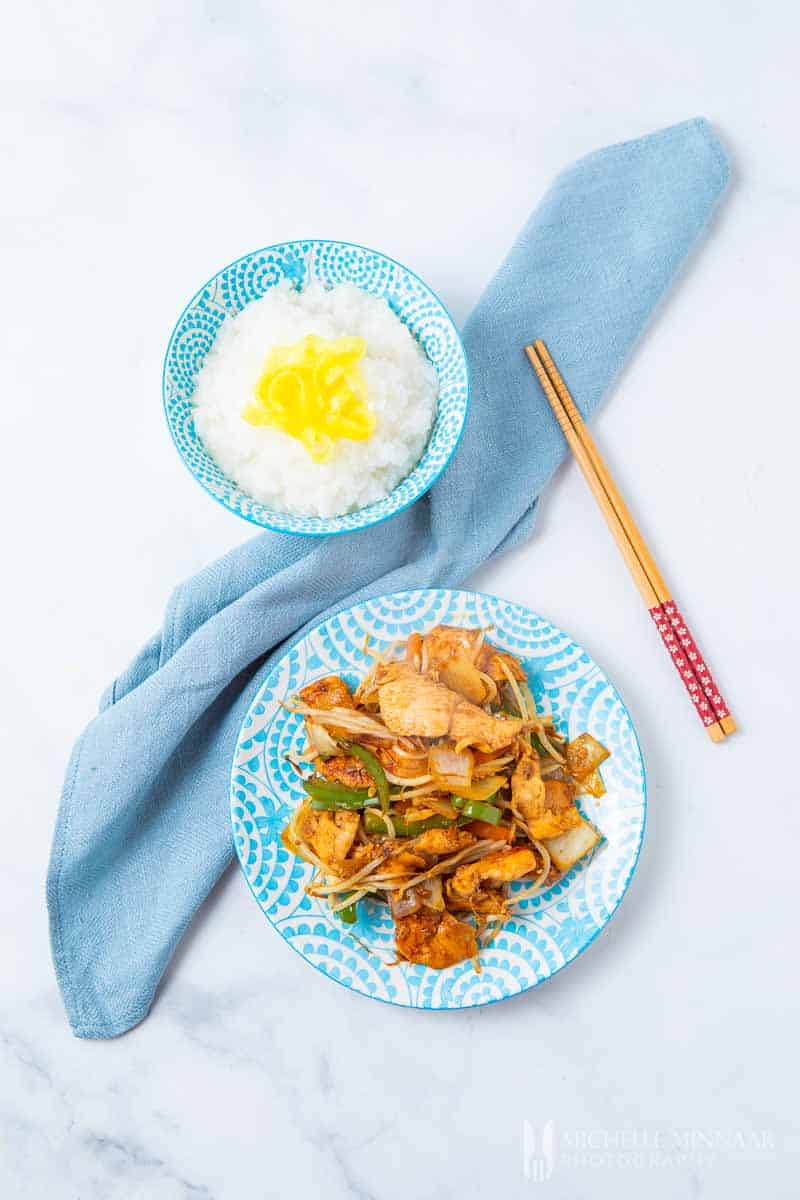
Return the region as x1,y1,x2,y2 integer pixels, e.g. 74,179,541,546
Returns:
162,240,469,535
230,588,647,1010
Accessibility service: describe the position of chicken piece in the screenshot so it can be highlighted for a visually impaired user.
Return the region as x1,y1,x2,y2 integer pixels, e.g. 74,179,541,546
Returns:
328,835,438,882
373,659,418,687
511,746,546,820
395,907,478,968
410,827,476,856
317,754,372,790
355,659,418,708
476,644,526,683
378,671,522,748
344,841,385,873
381,848,428,877
378,675,459,738
447,846,537,901
436,656,488,705
299,674,355,711
295,805,360,866
421,625,481,667
449,700,522,752
513,749,582,839
299,674,357,740
421,626,487,704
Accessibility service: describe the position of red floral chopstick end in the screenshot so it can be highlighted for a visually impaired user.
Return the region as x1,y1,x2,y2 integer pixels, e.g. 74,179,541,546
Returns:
649,602,731,726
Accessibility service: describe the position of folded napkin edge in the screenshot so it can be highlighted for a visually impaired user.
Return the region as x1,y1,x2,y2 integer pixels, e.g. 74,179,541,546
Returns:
561,116,730,194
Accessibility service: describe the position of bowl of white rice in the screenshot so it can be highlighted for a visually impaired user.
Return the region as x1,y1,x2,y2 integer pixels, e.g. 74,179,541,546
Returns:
162,240,469,535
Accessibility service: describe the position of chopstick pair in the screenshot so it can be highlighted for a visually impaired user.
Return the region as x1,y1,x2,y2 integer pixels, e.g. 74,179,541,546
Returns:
525,340,735,743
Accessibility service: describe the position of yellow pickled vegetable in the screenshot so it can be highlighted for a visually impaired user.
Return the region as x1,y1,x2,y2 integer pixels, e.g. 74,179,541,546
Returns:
242,334,375,463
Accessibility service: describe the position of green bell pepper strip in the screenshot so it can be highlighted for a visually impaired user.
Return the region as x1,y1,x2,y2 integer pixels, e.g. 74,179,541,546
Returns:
363,809,456,837
303,778,377,810
334,894,358,924
499,688,521,717
450,796,503,825
532,731,567,759
341,741,390,812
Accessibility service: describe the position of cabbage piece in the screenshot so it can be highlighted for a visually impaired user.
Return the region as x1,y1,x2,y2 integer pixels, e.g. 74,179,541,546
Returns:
565,733,609,781
428,744,474,790
576,768,606,798
541,819,601,873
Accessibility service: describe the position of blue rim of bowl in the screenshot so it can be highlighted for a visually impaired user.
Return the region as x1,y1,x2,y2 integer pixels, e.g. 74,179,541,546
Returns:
161,239,471,537
229,585,648,1009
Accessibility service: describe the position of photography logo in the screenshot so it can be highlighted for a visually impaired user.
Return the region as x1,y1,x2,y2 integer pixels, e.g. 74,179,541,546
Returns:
522,1119,777,1180
523,1119,556,1183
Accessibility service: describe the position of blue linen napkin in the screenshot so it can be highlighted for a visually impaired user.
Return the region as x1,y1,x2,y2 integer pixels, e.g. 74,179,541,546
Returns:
48,118,729,1038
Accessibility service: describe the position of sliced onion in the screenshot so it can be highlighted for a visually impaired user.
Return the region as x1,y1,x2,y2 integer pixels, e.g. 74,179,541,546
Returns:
330,888,369,914
429,744,474,790
449,774,505,803
519,683,565,763
391,743,428,760
473,754,514,778
406,632,423,672
307,848,391,895
417,795,459,818
391,782,443,802
390,887,422,919
306,720,339,758
401,838,500,890
288,701,396,740
369,809,396,838
390,876,444,918
477,671,498,705
383,771,433,787
478,914,507,949
469,628,486,663
398,736,425,752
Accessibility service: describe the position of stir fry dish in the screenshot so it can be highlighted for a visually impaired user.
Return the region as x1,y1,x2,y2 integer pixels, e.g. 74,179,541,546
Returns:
282,625,610,970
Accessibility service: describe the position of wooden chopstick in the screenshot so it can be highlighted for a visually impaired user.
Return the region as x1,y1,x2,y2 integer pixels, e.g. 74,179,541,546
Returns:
531,340,736,741
525,340,735,743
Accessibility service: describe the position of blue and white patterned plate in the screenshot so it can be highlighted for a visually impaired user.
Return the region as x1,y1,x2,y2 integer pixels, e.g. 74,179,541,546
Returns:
230,589,646,1009
162,240,469,535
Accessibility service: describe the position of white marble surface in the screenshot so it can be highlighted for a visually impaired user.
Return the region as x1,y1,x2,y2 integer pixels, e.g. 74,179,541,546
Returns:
2,2,799,1196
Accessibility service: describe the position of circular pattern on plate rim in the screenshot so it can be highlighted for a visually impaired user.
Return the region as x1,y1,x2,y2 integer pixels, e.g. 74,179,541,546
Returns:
162,240,470,535
230,588,647,1010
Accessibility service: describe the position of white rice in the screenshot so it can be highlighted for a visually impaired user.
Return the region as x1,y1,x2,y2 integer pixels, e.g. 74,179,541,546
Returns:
192,282,439,518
